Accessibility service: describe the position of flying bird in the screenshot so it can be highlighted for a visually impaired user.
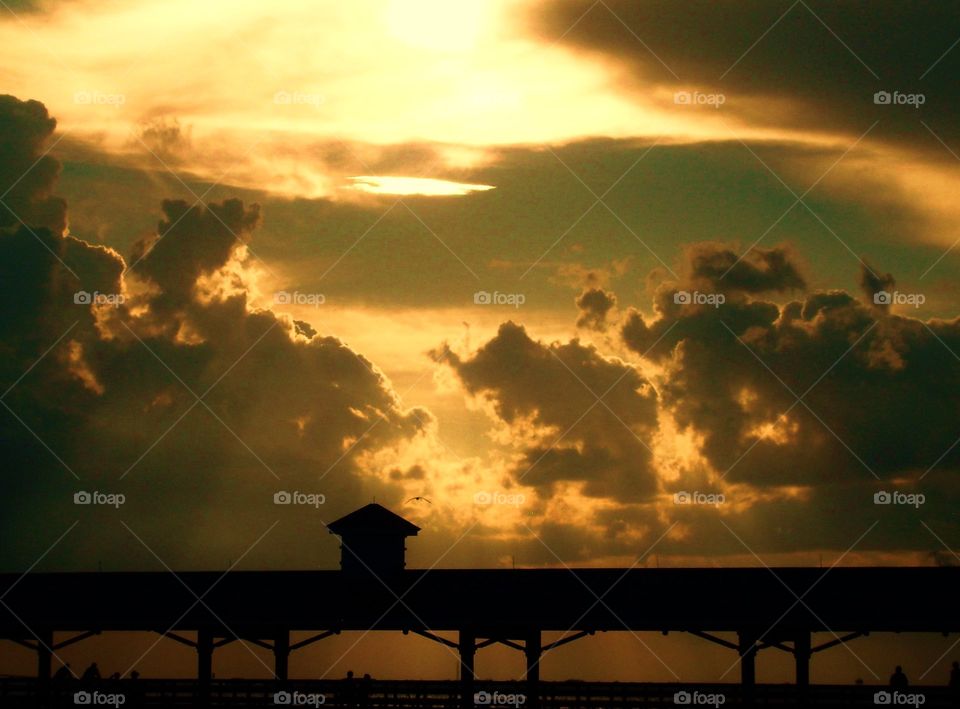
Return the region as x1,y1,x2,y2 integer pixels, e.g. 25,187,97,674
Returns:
406,496,432,505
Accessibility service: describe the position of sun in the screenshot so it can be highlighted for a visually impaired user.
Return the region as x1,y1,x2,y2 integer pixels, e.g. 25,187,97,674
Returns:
385,0,492,52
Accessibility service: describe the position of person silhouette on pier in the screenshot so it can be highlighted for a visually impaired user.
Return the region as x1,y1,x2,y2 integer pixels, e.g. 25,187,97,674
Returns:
127,669,144,708
341,670,357,708
361,674,371,709
81,662,101,682
890,665,909,689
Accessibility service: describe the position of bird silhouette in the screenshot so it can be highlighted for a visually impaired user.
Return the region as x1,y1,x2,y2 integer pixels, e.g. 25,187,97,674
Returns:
406,496,432,504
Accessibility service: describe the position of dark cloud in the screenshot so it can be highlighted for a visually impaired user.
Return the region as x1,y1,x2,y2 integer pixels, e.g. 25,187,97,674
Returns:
859,261,896,310
294,319,317,339
133,198,261,304
0,0,49,10
0,97,124,358
576,286,617,330
531,1,960,156
0,97,431,570
133,116,192,164
4,92,959,571
621,244,960,487
434,322,658,501
685,243,806,294
52,133,935,315
0,95,67,234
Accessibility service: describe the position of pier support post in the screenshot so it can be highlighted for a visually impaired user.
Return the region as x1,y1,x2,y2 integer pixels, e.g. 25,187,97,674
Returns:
795,631,811,689
459,629,476,709
36,629,53,682
274,630,290,681
197,628,214,706
738,630,757,707
524,630,541,708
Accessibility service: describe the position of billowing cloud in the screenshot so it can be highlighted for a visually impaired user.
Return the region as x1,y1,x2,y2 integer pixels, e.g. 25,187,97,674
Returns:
0,95,67,234
133,116,192,164
621,243,960,488
685,243,806,294
532,1,960,154
3,92,960,577
0,0,669,200
859,260,896,310
575,286,617,330
0,96,434,569
529,2,960,255
434,321,659,501
132,198,262,307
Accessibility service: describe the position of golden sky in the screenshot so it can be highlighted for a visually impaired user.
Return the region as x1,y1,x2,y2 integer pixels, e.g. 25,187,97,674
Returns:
2,0,960,684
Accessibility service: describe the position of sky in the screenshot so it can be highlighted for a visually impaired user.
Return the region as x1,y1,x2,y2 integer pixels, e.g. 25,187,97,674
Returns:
2,0,960,686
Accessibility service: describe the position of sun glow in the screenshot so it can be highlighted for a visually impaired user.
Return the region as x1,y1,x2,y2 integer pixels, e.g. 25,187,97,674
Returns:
348,175,496,196
385,0,493,52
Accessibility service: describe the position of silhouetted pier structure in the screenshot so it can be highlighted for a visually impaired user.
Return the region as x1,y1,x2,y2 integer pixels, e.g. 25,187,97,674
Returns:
2,504,959,706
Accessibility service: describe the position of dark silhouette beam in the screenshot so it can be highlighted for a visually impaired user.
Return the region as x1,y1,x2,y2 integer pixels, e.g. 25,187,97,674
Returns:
274,630,289,681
